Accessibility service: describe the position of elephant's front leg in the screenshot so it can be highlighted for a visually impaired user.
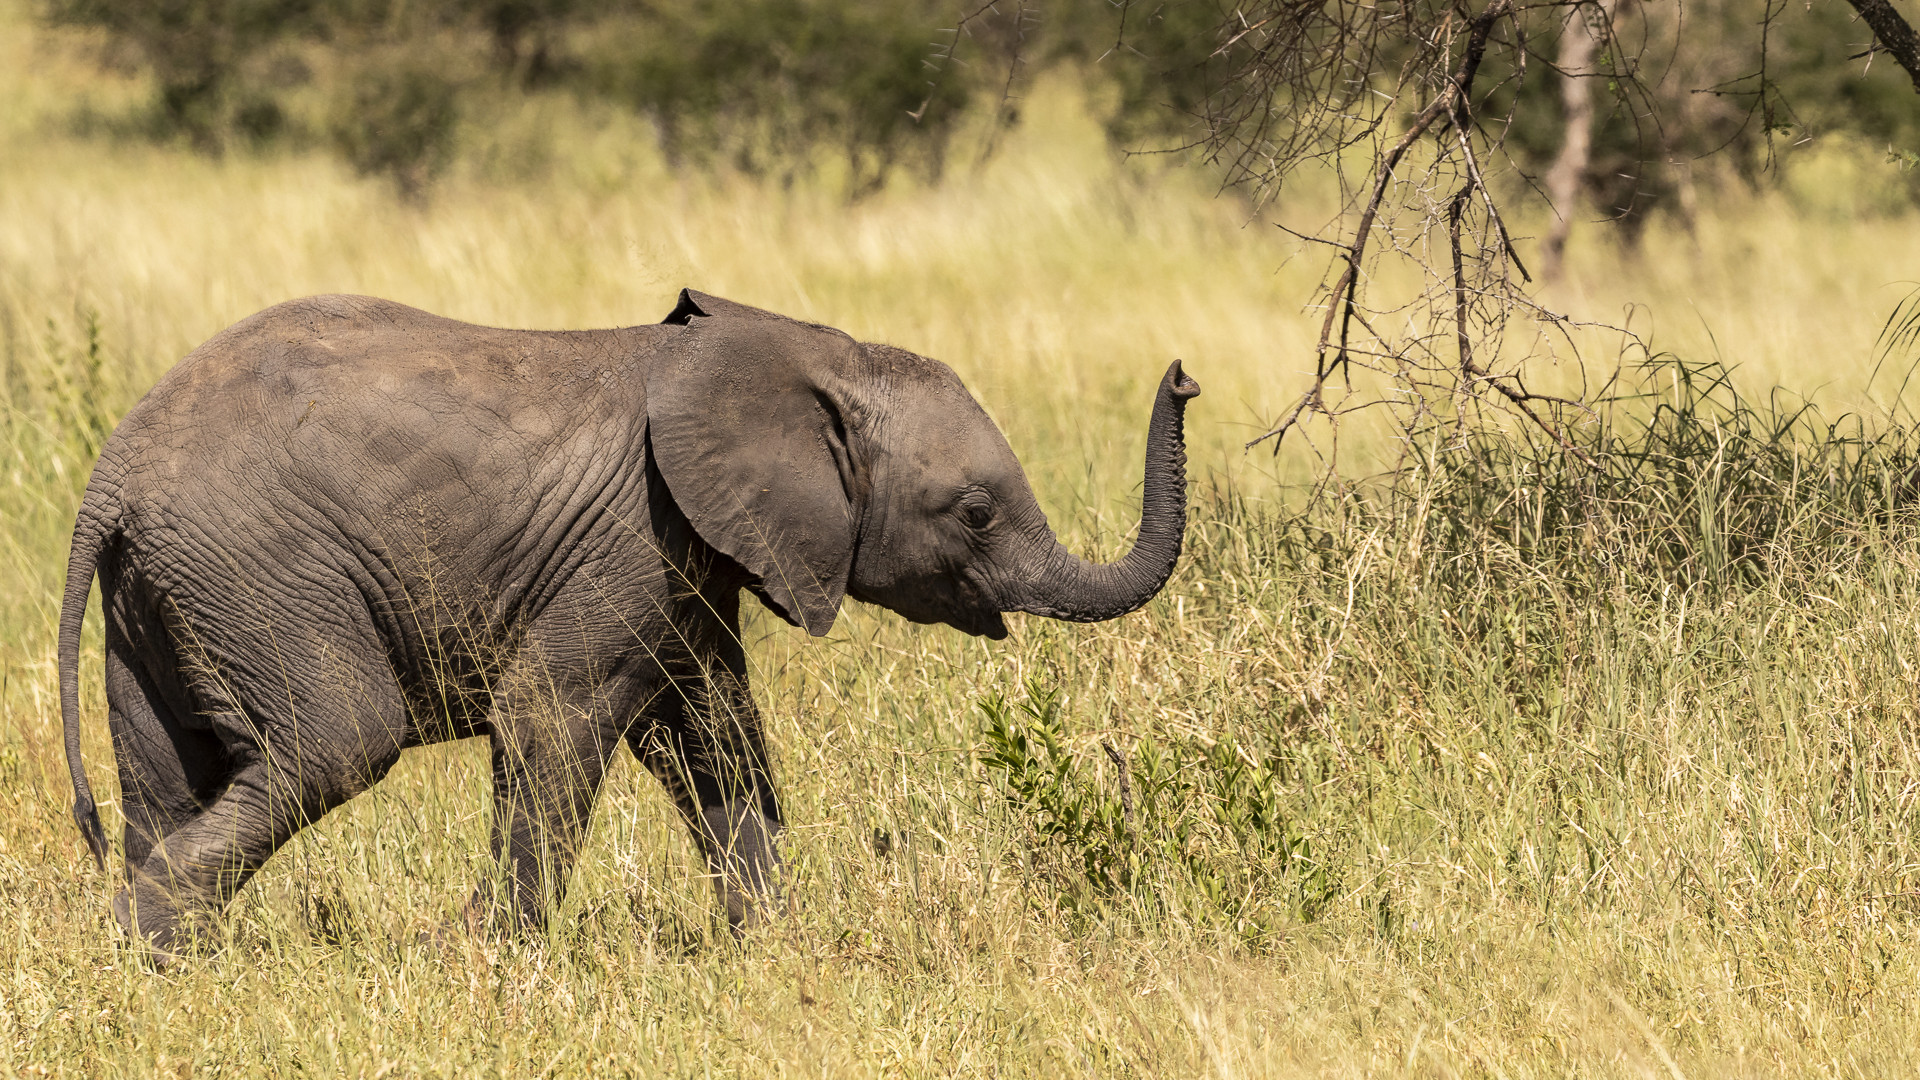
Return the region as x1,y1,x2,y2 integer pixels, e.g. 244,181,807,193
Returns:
477,672,623,932
631,665,784,934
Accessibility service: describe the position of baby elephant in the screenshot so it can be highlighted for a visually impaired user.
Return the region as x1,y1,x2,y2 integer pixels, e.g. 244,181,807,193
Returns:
57,289,1199,958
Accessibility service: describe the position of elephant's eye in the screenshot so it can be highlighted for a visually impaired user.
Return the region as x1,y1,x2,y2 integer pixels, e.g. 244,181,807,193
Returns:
958,495,994,530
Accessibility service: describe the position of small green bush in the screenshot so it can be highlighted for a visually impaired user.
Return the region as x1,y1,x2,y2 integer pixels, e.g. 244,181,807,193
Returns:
979,684,1330,937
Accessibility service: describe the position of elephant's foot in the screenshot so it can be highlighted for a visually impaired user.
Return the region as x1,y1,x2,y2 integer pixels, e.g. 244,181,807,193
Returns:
111,886,189,969
700,797,785,936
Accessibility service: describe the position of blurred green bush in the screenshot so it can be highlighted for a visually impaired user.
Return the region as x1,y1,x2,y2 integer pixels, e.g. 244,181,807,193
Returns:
330,61,461,201
580,0,970,194
42,0,983,196
43,0,322,150
1484,0,1920,234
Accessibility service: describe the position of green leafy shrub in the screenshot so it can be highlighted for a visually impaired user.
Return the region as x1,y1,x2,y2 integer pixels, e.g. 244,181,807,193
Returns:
978,684,1330,936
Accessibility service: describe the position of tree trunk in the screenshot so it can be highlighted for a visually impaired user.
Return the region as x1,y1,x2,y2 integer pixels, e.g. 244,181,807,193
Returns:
1541,0,1615,284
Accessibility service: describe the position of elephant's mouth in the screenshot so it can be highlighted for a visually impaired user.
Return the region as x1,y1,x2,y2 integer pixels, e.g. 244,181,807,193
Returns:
851,576,1008,640
891,602,1007,640
948,610,1008,640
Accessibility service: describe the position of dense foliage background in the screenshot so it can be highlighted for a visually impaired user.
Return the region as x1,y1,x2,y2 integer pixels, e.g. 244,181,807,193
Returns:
37,0,1920,214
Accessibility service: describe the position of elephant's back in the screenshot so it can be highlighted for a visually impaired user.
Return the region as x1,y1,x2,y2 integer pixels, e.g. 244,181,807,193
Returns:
100,294,670,563
130,295,656,418
109,294,665,463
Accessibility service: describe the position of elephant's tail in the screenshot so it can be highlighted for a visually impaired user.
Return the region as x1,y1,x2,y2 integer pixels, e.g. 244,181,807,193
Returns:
60,482,120,872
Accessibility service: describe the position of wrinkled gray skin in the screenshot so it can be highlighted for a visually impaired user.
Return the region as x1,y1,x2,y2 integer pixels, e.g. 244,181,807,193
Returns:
57,289,1199,960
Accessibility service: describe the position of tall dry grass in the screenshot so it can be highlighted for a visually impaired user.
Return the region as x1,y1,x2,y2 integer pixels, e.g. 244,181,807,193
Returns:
9,5,1920,1075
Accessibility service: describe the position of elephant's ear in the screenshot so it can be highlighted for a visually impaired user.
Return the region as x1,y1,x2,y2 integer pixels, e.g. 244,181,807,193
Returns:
647,295,861,637
662,288,786,325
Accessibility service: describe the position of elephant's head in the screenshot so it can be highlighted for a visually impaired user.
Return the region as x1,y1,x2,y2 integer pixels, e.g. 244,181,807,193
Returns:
646,289,1199,639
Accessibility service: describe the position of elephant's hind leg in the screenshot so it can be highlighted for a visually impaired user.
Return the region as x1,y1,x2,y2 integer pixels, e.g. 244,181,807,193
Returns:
103,607,228,875
119,627,411,961
122,753,304,958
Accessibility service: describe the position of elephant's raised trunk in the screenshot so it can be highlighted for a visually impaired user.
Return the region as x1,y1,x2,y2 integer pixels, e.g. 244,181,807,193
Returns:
1013,361,1200,622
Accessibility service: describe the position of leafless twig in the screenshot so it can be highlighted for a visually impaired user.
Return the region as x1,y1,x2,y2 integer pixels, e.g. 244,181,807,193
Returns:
1246,0,1523,453
1101,740,1135,843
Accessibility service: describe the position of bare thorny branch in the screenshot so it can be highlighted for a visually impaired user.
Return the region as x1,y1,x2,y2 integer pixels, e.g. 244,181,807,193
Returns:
1206,0,1920,472
913,0,1019,123
1240,0,1607,462
1449,188,1599,466
1844,0,1920,93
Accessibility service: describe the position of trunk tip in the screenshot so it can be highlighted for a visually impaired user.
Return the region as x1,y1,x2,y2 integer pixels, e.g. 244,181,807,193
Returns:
1164,360,1200,400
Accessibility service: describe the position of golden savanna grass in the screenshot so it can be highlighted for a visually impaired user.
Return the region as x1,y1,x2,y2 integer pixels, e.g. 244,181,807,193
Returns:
9,6,1920,1075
